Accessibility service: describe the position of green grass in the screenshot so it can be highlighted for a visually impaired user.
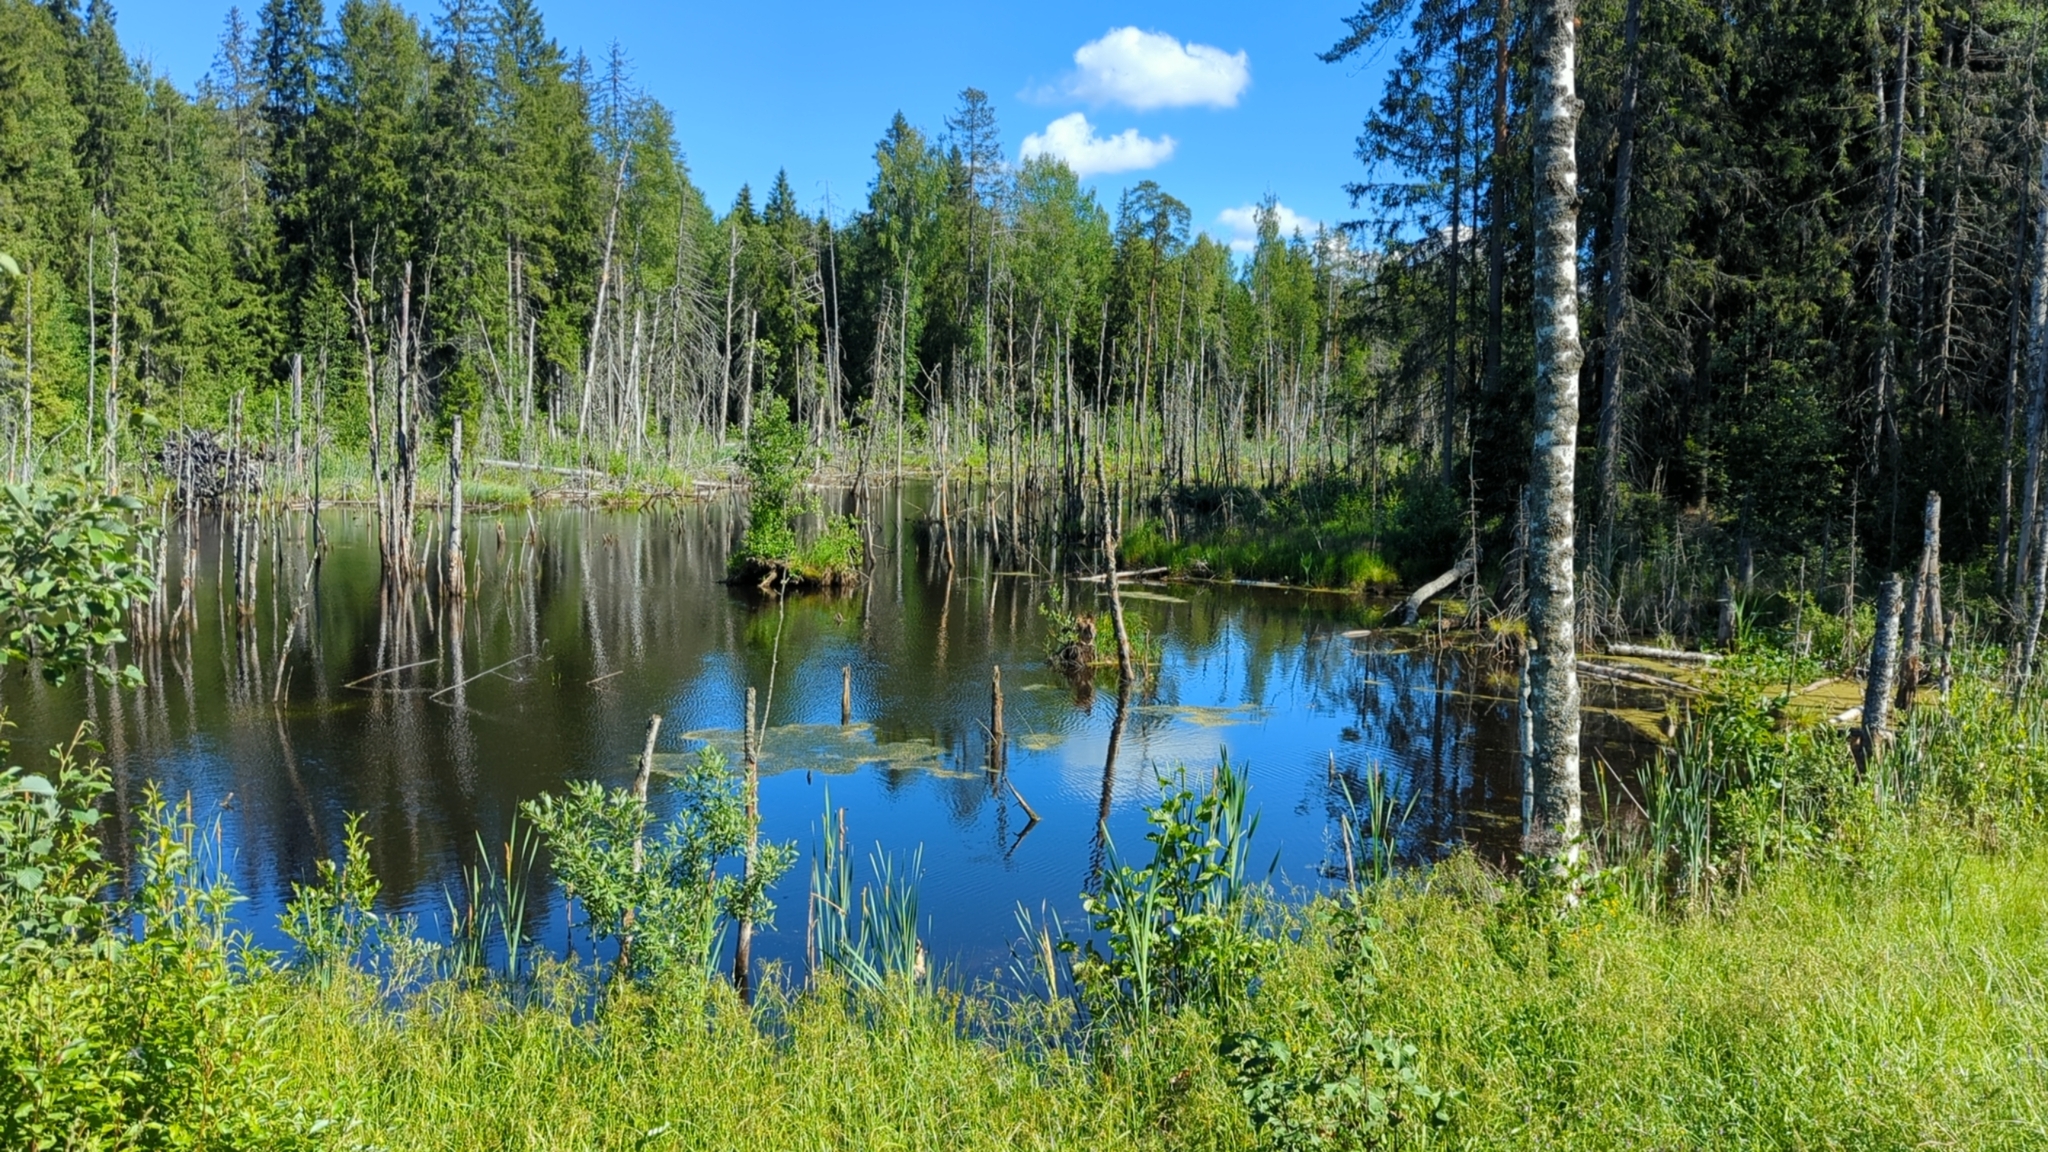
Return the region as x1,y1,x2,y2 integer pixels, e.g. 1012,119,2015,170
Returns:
1120,475,1463,592
8,812,2037,1149
8,649,2048,1148
1122,518,1402,592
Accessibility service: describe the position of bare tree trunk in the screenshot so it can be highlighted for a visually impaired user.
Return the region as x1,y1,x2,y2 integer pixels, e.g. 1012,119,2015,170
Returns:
580,151,630,457
291,353,304,480
446,414,465,599
720,222,738,444
733,687,759,1002
106,231,120,488
2016,134,2048,633
1524,0,1585,858
1868,0,1916,496
17,263,30,482
1595,0,1642,574
1859,573,1903,775
1094,434,1138,686
1897,491,1938,711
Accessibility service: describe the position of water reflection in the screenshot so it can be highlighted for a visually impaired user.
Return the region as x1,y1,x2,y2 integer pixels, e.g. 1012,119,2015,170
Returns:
0,487,1655,980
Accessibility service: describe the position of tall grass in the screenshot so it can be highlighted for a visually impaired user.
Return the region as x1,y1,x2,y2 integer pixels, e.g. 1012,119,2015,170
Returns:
8,647,2048,1147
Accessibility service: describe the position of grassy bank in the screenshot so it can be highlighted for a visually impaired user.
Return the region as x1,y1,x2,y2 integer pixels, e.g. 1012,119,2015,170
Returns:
1120,476,1460,592
6,655,2047,1149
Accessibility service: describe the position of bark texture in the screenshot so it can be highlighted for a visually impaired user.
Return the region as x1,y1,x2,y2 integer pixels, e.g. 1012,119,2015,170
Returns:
2020,134,2048,674
1860,574,1903,774
1525,0,1585,857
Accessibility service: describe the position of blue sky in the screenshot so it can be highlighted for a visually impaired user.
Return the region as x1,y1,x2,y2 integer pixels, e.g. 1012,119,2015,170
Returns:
109,1,1397,252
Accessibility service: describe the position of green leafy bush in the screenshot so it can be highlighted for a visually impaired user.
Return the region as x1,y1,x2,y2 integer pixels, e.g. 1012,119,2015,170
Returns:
0,472,157,686
281,813,382,978
1069,756,1272,1025
0,726,110,963
523,744,793,982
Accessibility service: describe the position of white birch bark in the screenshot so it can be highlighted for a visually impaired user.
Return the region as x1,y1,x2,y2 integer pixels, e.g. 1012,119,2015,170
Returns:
1525,0,1585,857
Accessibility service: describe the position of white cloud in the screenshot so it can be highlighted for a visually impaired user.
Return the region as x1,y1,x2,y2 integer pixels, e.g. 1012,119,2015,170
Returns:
1216,201,1321,253
1020,113,1176,177
1067,27,1250,111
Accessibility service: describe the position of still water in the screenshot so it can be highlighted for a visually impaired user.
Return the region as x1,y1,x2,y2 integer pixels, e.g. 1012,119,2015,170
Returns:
0,487,1655,981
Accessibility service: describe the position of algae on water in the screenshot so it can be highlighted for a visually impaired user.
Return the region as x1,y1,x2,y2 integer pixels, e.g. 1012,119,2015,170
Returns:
661,722,964,779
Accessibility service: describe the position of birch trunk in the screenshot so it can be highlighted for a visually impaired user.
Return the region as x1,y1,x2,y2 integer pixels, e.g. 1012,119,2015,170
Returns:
1524,0,1585,857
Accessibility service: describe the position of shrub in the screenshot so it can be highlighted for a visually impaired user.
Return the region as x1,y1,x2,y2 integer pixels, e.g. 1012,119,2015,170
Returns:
522,744,793,982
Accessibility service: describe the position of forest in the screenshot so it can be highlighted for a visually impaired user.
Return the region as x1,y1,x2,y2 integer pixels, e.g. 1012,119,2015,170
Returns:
1,0,2039,585
0,0,2046,1147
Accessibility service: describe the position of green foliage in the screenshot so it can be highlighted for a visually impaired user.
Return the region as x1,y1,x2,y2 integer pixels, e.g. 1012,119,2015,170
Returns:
0,724,110,963
1124,477,1407,591
737,395,811,565
732,396,862,583
523,744,793,982
1069,756,1272,1026
0,474,155,686
1222,1022,1454,1148
0,788,321,1150
281,813,381,976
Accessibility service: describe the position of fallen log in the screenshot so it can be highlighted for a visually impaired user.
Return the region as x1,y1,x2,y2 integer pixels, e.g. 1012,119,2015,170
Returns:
1578,661,1698,693
479,457,608,479
1399,555,1476,625
1078,567,1171,583
1607,643,1722,664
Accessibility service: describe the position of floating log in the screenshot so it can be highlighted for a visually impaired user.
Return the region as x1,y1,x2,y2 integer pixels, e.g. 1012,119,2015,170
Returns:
1607,643,1721,664
1399,554,1476,626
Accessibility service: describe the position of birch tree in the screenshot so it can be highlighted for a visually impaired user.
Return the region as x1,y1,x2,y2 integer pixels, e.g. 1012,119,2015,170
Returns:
1525,0,1584,857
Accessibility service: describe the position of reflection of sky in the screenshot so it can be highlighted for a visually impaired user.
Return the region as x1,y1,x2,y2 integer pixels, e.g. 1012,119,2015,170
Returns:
0,496,1645,987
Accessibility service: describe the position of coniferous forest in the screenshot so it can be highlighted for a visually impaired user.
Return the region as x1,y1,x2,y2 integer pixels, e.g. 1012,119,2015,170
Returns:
2,0,2048,1147
2,0,2042,585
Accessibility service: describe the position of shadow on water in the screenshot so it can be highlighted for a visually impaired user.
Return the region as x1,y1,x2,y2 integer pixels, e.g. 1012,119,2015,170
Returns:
0,484,1661,980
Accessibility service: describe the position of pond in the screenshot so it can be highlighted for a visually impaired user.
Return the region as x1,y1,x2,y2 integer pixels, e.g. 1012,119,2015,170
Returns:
0,485,1661,982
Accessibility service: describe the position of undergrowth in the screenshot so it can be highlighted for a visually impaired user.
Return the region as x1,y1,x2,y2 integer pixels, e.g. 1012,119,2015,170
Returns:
4,639,2048,1148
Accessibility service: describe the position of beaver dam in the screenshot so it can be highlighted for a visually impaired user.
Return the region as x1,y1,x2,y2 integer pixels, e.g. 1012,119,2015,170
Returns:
0,486,1706,979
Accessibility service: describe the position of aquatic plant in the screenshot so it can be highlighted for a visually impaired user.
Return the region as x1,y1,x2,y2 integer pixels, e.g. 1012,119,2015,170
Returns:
809,793,926,990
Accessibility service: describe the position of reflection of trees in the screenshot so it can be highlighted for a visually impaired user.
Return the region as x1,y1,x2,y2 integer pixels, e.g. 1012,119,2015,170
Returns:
8,486,1603,957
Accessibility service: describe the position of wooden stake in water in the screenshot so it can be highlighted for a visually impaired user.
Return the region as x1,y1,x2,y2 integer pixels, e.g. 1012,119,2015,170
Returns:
733,688,759,1002
446,414,466,599
990,664,1006,773
841,665,853,726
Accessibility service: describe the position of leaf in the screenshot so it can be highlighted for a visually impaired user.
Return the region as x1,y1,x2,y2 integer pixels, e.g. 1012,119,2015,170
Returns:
13,773,56,798
0,253,18,277
9,866,44,891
